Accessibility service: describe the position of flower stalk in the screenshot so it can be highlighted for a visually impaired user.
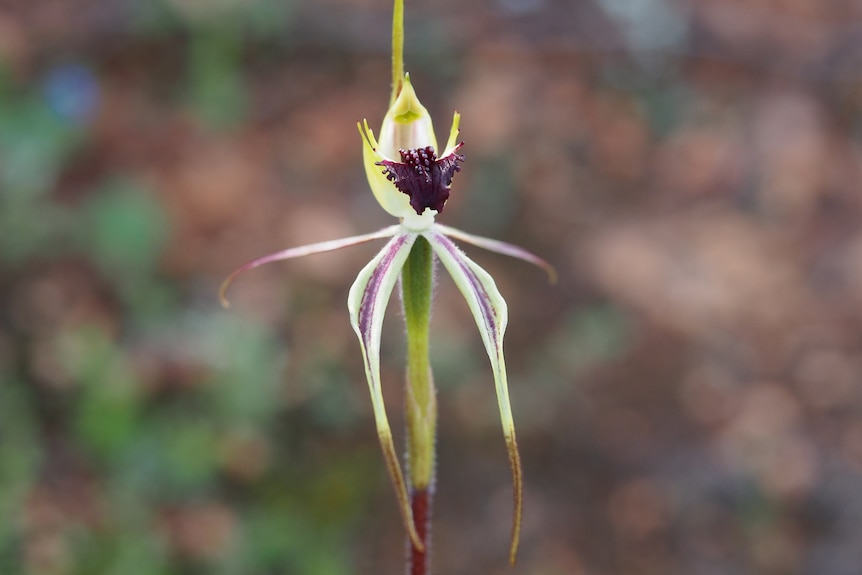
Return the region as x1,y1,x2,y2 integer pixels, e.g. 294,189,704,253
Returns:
390,0,404,106
402,235,436,573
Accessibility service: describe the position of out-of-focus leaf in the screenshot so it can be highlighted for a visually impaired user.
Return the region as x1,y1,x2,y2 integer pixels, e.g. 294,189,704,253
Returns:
65,328,142,460
187,27,246,129
0,378,41,550
0,100,79,198
197,313,287,425
83,180,168,275
551,305,631,377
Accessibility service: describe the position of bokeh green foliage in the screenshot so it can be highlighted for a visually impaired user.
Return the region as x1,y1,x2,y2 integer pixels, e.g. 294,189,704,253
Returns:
134,0,296,129
0,2,381,574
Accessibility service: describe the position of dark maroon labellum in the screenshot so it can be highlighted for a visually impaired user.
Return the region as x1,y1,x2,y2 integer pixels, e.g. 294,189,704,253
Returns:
377,143,465,215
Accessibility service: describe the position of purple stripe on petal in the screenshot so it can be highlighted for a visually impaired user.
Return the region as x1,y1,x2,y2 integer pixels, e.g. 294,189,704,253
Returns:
358,234,409,340
427,228,522,564
433,232,502,346
347,231,422,551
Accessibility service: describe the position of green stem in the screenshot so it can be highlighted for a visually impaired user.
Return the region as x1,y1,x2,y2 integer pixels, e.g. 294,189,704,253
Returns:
390,0,405,106
402,235,436,574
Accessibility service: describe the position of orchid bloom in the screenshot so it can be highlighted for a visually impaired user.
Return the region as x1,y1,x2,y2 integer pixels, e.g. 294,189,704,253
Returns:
220,0,553,568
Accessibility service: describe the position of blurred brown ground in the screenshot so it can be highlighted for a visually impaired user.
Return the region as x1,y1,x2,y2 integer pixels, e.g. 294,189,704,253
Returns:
1,0,862,574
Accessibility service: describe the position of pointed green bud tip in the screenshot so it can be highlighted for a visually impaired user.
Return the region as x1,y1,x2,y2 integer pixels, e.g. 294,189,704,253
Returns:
391,74,429,124
378,74,438,156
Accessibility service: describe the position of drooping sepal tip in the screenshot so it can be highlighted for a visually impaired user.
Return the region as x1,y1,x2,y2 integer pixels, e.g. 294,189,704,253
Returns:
219,272,241,308
506,432,523,566
379,428,426,552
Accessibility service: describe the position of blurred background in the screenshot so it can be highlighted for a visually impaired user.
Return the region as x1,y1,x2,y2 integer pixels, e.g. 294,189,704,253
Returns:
1,0,862,573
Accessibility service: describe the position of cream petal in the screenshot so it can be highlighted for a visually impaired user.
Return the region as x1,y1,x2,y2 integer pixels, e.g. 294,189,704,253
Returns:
426,229,523,565
347,231,424,552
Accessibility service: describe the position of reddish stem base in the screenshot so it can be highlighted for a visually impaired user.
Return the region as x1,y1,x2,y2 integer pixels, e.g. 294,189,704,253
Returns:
408,488,432,575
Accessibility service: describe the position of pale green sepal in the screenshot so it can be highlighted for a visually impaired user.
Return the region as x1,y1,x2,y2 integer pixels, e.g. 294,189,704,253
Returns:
426,229,523,565
390,74,430,124
378,75,438,157
442,111,462,156
359,120,413,218
347,231,424,551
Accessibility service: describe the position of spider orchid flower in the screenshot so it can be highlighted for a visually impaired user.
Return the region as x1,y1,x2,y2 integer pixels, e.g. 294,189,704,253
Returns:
220,1,554,568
